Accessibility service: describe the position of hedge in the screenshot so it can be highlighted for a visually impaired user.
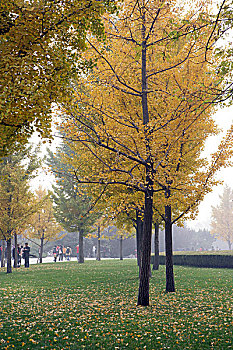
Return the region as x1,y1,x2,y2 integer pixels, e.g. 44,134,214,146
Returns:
151,255,233,268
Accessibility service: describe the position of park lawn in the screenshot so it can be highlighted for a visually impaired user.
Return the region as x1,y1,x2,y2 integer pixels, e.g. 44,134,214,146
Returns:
0,260,232,349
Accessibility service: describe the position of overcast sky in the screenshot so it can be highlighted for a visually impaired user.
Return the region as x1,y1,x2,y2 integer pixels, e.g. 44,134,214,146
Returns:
187,104,233,229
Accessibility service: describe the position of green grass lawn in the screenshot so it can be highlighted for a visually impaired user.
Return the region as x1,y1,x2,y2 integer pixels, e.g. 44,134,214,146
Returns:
0,260,232,349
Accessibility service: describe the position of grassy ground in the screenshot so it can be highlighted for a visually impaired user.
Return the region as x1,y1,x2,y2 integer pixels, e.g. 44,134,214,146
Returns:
0,260,232,349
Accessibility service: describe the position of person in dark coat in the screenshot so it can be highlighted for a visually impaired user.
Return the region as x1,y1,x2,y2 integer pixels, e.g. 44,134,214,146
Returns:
53,246,57,262
23,243,30,268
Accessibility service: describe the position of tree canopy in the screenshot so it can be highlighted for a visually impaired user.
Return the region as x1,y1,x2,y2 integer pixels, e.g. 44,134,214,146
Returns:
211,185,233,250
0,0,117,154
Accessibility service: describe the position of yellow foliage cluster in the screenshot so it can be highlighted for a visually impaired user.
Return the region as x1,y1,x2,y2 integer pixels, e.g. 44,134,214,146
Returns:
58,0,233,227
25,187,63,242
0,0,113,154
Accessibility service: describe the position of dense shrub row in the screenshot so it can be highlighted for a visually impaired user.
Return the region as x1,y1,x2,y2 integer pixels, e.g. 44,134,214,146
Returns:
151,255,233,268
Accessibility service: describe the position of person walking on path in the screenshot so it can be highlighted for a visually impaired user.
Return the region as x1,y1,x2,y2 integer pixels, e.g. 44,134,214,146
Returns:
23,243,30,268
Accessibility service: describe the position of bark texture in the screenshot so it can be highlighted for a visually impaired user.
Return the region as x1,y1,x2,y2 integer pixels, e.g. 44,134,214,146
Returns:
96,226,101,261
79,230,84,263
136,210,143,275
165,192,175,292
1,240,5,267
137,184,153,306
39,232,44,263
13,233,18,268
153,223,159,270
120,235,123,260
6,237,12,274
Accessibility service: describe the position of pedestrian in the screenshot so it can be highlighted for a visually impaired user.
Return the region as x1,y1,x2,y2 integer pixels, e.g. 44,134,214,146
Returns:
53,246,57,262
19,245,23,267
23,243,30,268
62,246,66,260
76,244,79,261
58,245,63,261
17,244,21,267
92,246,96,258
0,245,2,262
66,247,71,261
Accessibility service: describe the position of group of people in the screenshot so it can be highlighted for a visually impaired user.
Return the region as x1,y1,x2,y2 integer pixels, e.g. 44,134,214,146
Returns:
0,242,82,267
12,243,31,268
52,245,72,262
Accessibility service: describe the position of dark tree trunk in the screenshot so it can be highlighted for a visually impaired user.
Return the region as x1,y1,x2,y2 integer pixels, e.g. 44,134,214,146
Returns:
39,232,44,263
227,240,232,250
137,6,154,306
96,226,101,261
1,240,5,267
165,188,175,292
136,210,143,275
120,235,123,260
13,233,18,268
6,237,12,274
79,230,84,263
153,222,159,270
137,184,153,306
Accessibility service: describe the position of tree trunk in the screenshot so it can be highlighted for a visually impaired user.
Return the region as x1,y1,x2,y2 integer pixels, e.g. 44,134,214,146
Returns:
1,240,5,267
227,240,232,250
120,235,123,260
137,184,153,306
6,237,12,274
137,6,154,306
96,226,101,261
165,188,175,292
136,210,143,275
79,230,84,263
13,233,18,268
153,222,159,270
39,232,44,263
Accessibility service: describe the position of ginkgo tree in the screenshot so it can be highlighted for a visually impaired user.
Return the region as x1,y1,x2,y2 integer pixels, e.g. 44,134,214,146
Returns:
57,0,233,306
211,185,233,250
0,0,117,155
25,187,64,263
0,145,42,273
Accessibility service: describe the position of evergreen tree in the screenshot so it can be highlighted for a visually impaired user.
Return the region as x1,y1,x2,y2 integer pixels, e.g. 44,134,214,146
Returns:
25,187,64,263
47,142,98,263
211,185,233,250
